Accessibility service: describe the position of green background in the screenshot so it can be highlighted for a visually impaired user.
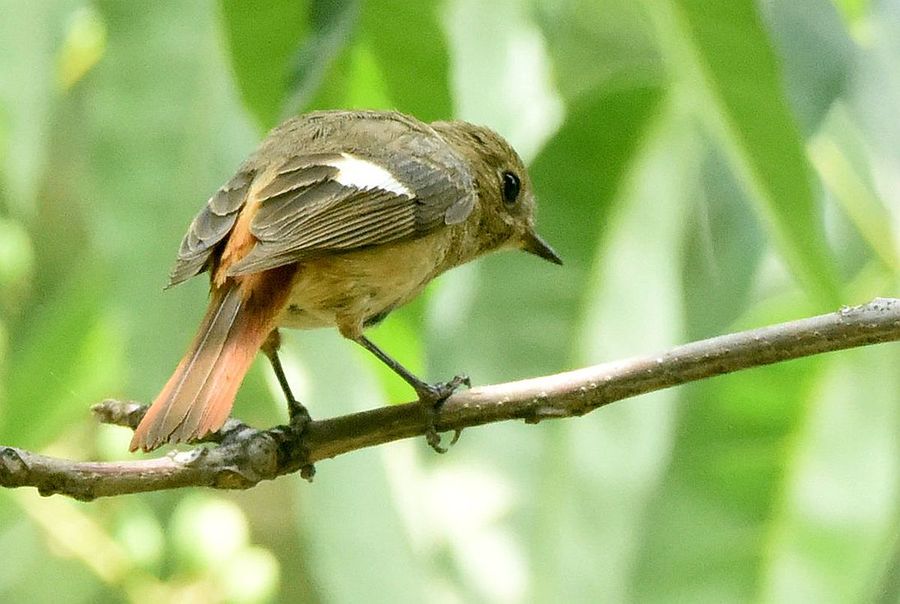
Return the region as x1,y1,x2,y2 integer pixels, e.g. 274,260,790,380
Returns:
1,0,898,602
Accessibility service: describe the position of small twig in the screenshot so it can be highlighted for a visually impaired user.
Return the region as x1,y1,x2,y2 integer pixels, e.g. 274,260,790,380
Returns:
2,298,898,500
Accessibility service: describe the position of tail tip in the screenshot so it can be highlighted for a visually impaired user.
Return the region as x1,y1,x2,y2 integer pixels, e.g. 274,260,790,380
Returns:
128,422,218,453
129,432,154,453
129,422,167,452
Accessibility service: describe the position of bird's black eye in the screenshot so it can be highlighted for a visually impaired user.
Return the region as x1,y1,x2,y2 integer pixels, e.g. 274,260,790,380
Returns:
501,171,521,205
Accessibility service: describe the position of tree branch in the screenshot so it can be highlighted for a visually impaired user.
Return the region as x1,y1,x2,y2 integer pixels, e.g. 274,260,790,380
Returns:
2,298,898,500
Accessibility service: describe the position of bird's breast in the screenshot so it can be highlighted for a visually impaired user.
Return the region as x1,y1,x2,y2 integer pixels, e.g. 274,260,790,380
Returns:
275,231,452,338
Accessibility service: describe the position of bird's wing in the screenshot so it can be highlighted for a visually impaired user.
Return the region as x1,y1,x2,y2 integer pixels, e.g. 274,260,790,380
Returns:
223,151,474,276
168,170,254,287
167,111,476,286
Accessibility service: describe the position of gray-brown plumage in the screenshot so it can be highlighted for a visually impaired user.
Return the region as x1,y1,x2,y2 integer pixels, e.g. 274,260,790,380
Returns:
131,109,561,452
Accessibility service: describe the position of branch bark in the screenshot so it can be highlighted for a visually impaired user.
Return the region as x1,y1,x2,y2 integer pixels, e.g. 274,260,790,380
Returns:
2,297,898,500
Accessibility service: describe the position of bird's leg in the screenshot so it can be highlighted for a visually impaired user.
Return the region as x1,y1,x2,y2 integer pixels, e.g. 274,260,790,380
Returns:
261,330,311,432
353,334,469,453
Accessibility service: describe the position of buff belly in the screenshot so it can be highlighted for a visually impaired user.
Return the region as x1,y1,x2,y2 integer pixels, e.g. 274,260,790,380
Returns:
275,232,450,338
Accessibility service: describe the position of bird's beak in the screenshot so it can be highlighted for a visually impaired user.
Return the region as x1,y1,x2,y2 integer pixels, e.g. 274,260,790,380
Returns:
521,230,563,265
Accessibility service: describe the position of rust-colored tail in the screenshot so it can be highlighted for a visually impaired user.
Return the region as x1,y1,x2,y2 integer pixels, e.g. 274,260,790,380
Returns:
130,281,279,452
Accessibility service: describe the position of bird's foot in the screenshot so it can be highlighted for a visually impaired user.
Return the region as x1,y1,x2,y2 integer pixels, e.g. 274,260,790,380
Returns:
284,399,315,480
415,374,470,454
287,399,312,433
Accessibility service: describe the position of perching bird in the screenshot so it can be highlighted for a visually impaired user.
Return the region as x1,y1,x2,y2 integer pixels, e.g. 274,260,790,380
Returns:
130,109,561,452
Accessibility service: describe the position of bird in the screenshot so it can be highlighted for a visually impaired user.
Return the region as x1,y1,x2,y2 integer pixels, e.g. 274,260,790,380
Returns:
129,109,561,453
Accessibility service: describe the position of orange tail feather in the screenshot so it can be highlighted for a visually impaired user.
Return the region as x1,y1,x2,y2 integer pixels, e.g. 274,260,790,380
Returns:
130,276,287,452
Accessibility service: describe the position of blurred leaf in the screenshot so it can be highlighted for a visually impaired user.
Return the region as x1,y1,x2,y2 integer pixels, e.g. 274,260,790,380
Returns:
878,537,900,603
1,268,123,448
848,0,900,246
683,146,766,338
57,5,107,91
220,546,280,603
832,0,870,25
810,108,899,273
532,85,665,269
283,0,362,114
443,0,563,160
0,322,6,399
632,341,821,601
532,0,663,103
759,0,855,136
113,505,164,570
0,218,34,314
0,1,82,218
360,0,451,121
171,496,249,569
219,0,309,129
761,348,900,603
655,0,840,303
308,39,394,111
0,512,108,603
531,107,695,602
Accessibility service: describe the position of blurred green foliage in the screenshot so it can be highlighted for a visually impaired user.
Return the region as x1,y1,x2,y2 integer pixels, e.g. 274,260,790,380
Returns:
0,0,898,602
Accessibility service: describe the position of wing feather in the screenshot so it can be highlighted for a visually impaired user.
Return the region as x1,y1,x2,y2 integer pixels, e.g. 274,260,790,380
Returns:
168,116,475,284
168,171,254,287
225,153,465,276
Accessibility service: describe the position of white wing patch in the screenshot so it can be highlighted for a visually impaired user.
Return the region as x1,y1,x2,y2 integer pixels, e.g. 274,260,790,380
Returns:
326,153,412,197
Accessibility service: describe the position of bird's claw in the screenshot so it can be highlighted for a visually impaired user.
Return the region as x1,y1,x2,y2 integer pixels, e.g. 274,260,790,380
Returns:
416,374,470,454
288,399,311,430
416,374,470,405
